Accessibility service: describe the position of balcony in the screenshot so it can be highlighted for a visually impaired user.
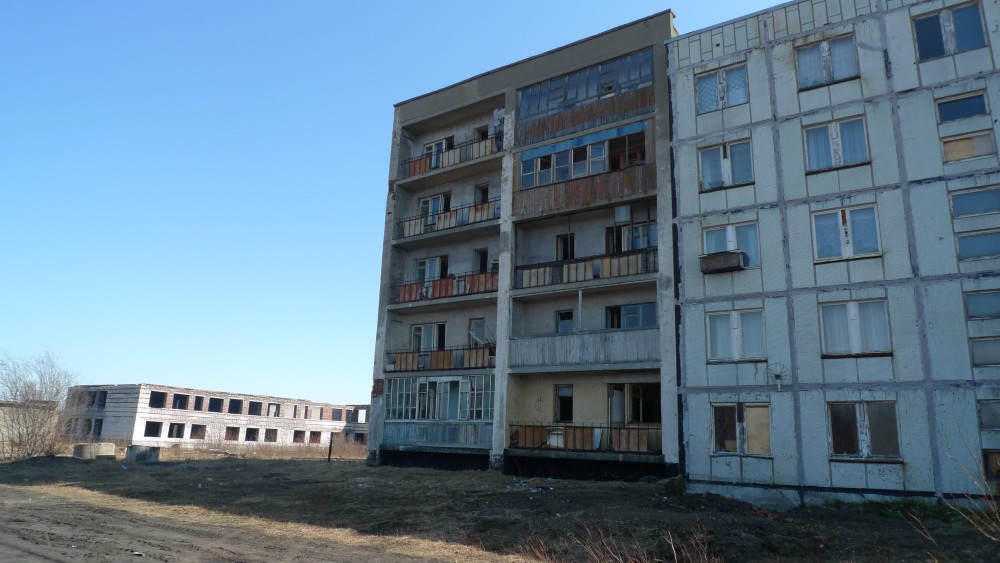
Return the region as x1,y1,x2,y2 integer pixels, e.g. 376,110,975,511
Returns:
700,251,748,274
514,248,657,289
391,271,498,304
383,420,492,449
512,162,655,219
386,346,496,372
399,134,502,180
395,198,500,240
509,423,661,454
509,328,659,369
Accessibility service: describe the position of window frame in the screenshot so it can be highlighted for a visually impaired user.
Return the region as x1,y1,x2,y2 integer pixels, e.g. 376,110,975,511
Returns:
957,229,1000,261
698,139,754,191
702,222,761,268
827,401,901,460
965,290,1000,319
695,63,749,114
971,337,1000,367
606,302,657,330
554,384,574,423
819,300,892,357
795,35,860,91
711,403,772,456
951,186,1000,218
942,130,996,163
937,92,988,123
913,2,988,62
706,309,767,362
804,117,870,173
811,205,882,262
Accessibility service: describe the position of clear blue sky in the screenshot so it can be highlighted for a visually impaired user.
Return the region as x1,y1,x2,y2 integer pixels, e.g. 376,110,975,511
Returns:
0,1,776,404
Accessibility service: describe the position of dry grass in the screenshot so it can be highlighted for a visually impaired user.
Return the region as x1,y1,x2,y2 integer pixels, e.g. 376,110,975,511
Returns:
517,520,721,563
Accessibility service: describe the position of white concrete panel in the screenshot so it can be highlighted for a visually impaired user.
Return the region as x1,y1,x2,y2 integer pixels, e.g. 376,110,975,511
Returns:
741,456,775,484
685,394,713,481
800,391,832,486
747,50,773,123
823,357,859,383
707,362,738,387
858,356,895,383
793,294,824,384
787,205,817,288
934,388,983,494
711,454,741,481
910,184,956,276
886,285,923,381
771,43,800,119
674,72,697,141
770,393,798,484
884,9,919,90
897,91,944,182
778,120,808,201
815,261,850,287
830,461,868,489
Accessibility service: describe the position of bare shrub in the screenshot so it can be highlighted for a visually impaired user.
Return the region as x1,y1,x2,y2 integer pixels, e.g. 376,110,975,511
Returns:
0,353,78,461
517,520,720,563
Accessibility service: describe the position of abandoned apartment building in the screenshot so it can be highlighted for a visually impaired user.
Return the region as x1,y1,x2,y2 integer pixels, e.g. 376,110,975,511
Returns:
370,0,1000,506
67,384,369,449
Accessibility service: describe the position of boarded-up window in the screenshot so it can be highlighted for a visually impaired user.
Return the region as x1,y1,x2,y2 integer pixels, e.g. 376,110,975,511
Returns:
944,132,995,162
712,403,770,455
745,405,771,455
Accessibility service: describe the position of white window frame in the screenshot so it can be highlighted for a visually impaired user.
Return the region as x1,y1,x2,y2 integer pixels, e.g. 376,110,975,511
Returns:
703,222,761,268
706,309,766,362
965,290,1000,319
711,403,772,456
951,187,1000,218
796,35,859,90
913,2,988,62
957,230,1000,261
419,193,450,226
971,337,1000,366
805,118,869,172
811,205,881,261
819,300,892,356
695,64,749,114
828,401,901,459
937,92,988,123
942,131,996,163
698,139,753,190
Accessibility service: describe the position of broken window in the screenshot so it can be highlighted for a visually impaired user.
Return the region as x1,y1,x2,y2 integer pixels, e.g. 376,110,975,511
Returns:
828,401,900,458
703,222,761,268
248,401,263,416
309,431,322,444
172,394,189,410
93,419,103,439
208,398,224,413
554,385,573,423
712,404,771,455
952,187,1000,218
86,391,97,407
293,430,305,443
193,396,204,411
474,249,489,274
144,421,163,438
385,375,493,422
796,36,858,89
699,140,753,190
605,222,657,253
805,118,868,171
190,424,207,440
555,310,574,334
224,426,239,441
556,233,575,260
938,93,987,123
696,64,748,113
410,323,445,354
708,310,766,361
958,231,1000,261
168,423,185,439
609,383,661,424
943,132,995,162
519,123,641,189
424,137,454,169
228,399,243,414
607,131,646,171
606,303,657,329
264,429,278,443
820,300,890,355
245,428,259,442
914,3,986,61
148,391,167,409
267,403,280,417
812,206,880,260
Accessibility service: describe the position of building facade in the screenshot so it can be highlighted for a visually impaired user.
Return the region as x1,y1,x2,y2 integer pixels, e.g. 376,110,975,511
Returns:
69,384,368,449
372,0,1000,505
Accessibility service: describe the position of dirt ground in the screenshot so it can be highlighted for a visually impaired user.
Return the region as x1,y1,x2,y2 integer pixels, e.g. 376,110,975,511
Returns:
0,456,997,562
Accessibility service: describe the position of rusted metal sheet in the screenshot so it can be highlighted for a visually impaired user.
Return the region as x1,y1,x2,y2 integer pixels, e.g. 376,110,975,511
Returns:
516,88,655,147
512,160,656,219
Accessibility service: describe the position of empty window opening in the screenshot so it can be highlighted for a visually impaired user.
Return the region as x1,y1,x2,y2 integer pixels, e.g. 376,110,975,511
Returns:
556,311,574,334
224,426,239,441
264,429,278,443
92,419,103,438
86,391,97,407
208,398,224,412
293,405,299,418
193,396,204,411
475,248,489,274
319,407,325,420
190,424,207,440
712,403,771,455
244,428,259,442
476,183,490,204
143,421,163,438
309,431,322,444
608,131,646,170
609,383,661,424
606,303,657,329
293,430,305,443
172,394,189,410
267,403,280,417
148,391,167,409
914,3,987,61
332,408,343,421
303,406,310,419
96,391,107,408
80,418,92,437
554,385,574,422
556,233,575,260
228,399,244,414
985,450,1000,495
248,401,263,416
168,423,185,439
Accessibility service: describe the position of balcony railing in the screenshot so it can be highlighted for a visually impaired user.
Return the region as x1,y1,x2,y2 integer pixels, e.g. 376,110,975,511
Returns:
386,345,496,372
509,328,659,367
384,420,492,449
509,423,662,454
396,198,500,239
391,271,499,304
400,134,503,179
514,248,657,289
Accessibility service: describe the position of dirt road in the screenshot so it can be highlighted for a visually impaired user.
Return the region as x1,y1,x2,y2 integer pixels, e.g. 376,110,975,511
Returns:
0,483,510,562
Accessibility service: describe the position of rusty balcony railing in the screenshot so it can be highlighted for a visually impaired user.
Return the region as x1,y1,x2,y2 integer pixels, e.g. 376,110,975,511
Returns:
508,422,662,454
386,345,496,372
391,271,498,304
395,198,500,239
400,134,503,179
514,247,657,289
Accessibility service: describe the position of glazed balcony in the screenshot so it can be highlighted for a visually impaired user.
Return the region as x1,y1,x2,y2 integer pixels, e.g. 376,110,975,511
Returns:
399,134,502,180
512,162,655,220
509,327,659,369
386,345,496,372
383,420,492,449
391,271,498,304
514,248,657,289
395,198,500,240
508,422,662,454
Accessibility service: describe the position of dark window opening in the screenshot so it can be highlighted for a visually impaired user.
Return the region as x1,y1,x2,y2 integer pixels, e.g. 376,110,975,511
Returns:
556,311,574,334
309,431,322,444
93,418,104,438
168,423,185,439
264,429,278,442
713,405,738,453
248,401,263,416
608,132,646,171
172,394,189,410
224,427,239,441
190,425,207,440
144,421,163,438
96,390,107,408
80,419,92,437
193,396,204,411
475,249,489,274
208,398,224,412
245,428,259,442
829,403,860,455
228,399,244,414
630,383,661,423
267,403,280,417
148,391,167,409
293,430,305,443
556,233,575,260
332,408,343,421
554,385,573,422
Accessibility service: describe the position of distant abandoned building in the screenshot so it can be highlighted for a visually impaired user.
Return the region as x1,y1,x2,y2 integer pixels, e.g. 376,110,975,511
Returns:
68,384,369,449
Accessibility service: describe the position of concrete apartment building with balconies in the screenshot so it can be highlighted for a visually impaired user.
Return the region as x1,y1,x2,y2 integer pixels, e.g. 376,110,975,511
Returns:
371,0,1000,506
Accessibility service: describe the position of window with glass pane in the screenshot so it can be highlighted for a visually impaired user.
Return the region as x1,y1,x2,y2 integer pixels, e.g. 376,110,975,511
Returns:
806,118,868,171
813,206,880,259
829,403,860,455
590,143,606,173
553,151,570,182
730,141,753,184
699,140,752,190
708,310,764,360
708,314,734,361
821,304,851,354
704,227,729,255
797,44,824,88
700,146,724,189
954,4,987,52
952,188,1000,217
915,4,987,61
521,159,536,189
972,338,1000,366
858,301,890,352
938,95,987,122
797,37,858,89
866,402,901,457
713,405,737,452
572,147,588,177
830,37,859,82
697,73,720,113
696,65,749,114
806,125,834,170
735,224,761,268
726,66,749,106
979,401,1000,429
966,291,1000,319
839,119,868,165
821,300,890,355
739,311,765,358
958,231,1000,260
